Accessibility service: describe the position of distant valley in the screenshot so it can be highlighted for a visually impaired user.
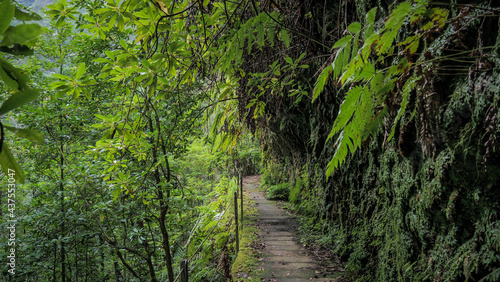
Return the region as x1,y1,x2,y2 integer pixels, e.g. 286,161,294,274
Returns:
18,0,54,12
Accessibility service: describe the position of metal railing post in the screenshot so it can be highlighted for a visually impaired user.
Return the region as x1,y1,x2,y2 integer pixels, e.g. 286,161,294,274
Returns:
234,191,239,253
180,260,188,282
240,172,243,228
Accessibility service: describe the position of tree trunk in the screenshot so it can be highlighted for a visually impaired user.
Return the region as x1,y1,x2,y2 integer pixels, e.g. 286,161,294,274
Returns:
60,138,66,282
159,205,174,282
148,109,174,281
143,239,158,281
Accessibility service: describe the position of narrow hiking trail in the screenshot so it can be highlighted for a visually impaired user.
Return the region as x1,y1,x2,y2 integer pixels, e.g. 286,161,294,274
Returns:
242,175,340,282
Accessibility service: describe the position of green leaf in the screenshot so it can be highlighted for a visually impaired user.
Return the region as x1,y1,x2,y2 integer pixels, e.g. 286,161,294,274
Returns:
257,24,265,47
4,125,44,144
375,2,411,55
330,86,364,137
280,29,290,48
430,7,449,29
355,61,375,83
109,14,117,30
0,58,30,91
312,65,332,101
119,39,127,50
347,22,361,34
384,2,411,30
117,13,125,32
50,81,70,91
14,7,42,21
52,73,72,80
94,114,109,121
398,35,420,54
296,52,306,63
340,56,364,85
0,0,15,35
332,47,345,80
94,7,111,15
0,23,42,46
98,29,106,40
203,220,218,231
0,143,25,184
332,35,353,49
342,35,352,71
75,62,86,80
0,88,40,115
364,106,387,139
364,7,377,40
351,33,359,63
93,58,112,63
326,133,348,177
105,50,115,60
388,75,417,142
0,44,34,56
406,39,419,54
0,62,19,90
267,26,276,46
285,56,293,64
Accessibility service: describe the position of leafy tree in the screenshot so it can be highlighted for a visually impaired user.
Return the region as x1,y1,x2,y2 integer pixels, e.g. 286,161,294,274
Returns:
0,0,44,183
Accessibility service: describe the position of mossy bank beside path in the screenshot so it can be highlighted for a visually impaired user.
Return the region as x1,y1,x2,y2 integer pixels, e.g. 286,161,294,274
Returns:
232,175,340,281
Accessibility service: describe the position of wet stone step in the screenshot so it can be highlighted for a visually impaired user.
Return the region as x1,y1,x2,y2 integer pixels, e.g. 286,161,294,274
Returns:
259,226,292,232
262,262,315,270
265,255,314,263
260,220,290,226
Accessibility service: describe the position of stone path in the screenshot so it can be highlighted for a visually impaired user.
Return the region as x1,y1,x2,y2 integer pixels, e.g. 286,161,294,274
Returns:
243,175,339,282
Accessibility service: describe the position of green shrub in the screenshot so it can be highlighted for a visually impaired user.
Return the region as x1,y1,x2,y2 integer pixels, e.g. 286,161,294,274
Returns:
289,176,302,204
261,162,287,187
266,183,290,200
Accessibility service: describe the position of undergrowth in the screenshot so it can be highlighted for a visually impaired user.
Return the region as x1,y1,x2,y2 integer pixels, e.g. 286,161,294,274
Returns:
265,183,290,201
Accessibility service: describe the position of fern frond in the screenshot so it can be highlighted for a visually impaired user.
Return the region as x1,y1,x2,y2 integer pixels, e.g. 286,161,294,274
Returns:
376,1,411,55
280,29,290,48
348,22,361,34
364,7,378,40
317,0,445,177
312,64,332,101
429,7,449,29
326,132,349,176
332,34,353,49
387,75,418,142
257,24,265,48
329,86,365,139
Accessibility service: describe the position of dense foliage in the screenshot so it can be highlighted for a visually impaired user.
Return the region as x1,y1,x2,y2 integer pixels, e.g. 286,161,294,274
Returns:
0,0,499,281
1,0,262,280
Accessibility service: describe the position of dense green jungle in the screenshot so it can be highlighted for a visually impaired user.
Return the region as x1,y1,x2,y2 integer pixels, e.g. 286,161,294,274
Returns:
0,0,499,281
